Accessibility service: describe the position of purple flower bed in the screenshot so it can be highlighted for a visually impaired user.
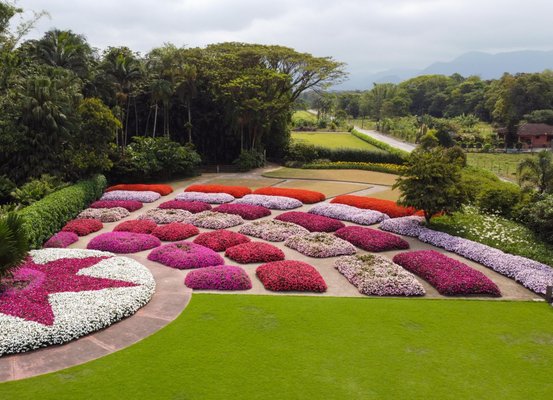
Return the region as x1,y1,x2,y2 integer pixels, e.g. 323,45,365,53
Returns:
238,220,309,242
284,232,356,258
184,265,252,290
147,241,224,269
275,211,345,232
100,190,161,203
334,226,409,252
87,232,161,253
89,200,143,212
234,194,302,210
43,232,79,248
308,203,389,225
77,207,130,222
212,203,271,220
187,211,244,229
393,250,501,296
158,200,212,213
335,254,425,296
175,192,234,204
137,208,192,224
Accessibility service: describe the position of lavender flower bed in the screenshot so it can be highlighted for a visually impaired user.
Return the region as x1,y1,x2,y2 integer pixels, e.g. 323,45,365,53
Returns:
77,207,130,222
239,220,309,242
308,203,389,225
147,241,224,269
100,190,161,203
285,232,356,258
335,254,425,296
380,216,553,295
184,265,252,290
275,211,345,232
234,194,302,210
187,211,244,229
44,232,79,248
87,232,161,253
137,208,192,224
175,192,235,204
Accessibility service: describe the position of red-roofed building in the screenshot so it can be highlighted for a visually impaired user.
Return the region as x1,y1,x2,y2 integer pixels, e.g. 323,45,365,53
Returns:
517,123,553,149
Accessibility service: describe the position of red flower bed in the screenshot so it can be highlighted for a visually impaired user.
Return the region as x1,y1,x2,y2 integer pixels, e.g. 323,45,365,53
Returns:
331,195,418,218
185,184,252,198
106,184,173,196
225,242,285,263
113,219,158,234
89,200,143,212
275,211,345,232
256,260,327,292
152,223,199,241
335,226,409,252
253,187,325,204
213,203,271,220
193,229,251,252
61,219,103,236
158,200,212,213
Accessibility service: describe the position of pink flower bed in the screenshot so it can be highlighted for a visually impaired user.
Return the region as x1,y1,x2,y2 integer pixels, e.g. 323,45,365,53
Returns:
393,250,501,296
184,265,252,290
147,241,224,269
256,260,327,292
308,203,389,225
238,220,309,242
175,192,234,204
137,208,192,224
151,223,199,241
235,194,302,210
334,226,409,252
193,230,250,252
62,219,103,236
275,211,345,232
113,219,158,234
225,242,285,263
44,232,79,248
77,207,130,222
284,232,356,258
158,200,212,213
87,232,161,253
213,203,271,220
101,190,161,203
89,200,143,212
187,211,244,229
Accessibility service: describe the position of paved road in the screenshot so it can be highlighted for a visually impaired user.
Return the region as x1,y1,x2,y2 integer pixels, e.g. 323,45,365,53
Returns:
354,126,416,153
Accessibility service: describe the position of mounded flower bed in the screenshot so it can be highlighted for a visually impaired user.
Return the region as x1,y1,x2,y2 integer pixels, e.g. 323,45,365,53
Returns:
175,191,234,204
335,254,425,296
44,232,79,248
239,219,309,242
285,232,356,258
225,242,285,263
147,241,224,269
106,184,173,196
184,265,252,290
308,203,389,225
137,208,192,224
87,232,161,253
275,211,345,232
235,194,302,210
101,190,161,203
78,207,130,223
187,211,244,229
90,200,143,212
0,249,155,356
151,223,199,241
331,195,419,218
158,200,212,213
113,219,158,234
213,203,271,220
253,187,325,204
334,226,409,252
185,184,252,198
62,218,103,236
193,229,250,252
256,260,327,292
393,250,501,296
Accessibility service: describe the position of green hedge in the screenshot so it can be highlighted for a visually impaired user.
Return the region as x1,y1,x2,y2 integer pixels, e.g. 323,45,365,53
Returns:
351,129,410,160
18,174,107,248
302,161,401,174
286,142,406,165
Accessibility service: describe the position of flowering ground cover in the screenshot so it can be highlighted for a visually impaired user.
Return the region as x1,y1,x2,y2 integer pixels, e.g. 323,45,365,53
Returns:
225,242,285,263
77,207,130,222
89,200,143,212
87,232,161,253
184,265,252,290
158,200,212,213
235,194,302,209
193,229,250,252
187,211,244,229
147,241,224,269
284,232,356,258
334,226,409,252
239,219,309,242
331,195,418,218
212,203,271,220
308,203,389,225
106,184,173,196
256,260,327,292
185,184,252,198
43,231,79,248
100,190,161,203
335,254,425,296
62,218,103,236
253,187,325,203
137,208,192,224
175,192,234,204
113,219,158,234
275,211,345,232
151,223,199,241
0,249,155,356
393,250,501,296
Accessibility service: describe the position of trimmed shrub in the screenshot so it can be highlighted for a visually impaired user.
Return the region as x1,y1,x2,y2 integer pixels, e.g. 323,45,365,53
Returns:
476,183,521,217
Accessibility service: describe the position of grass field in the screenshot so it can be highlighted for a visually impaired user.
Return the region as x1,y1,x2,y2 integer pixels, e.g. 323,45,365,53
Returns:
2,294,552,399
292,110,317,123
291,132,379,150
263,167,398,185
466,153,531,181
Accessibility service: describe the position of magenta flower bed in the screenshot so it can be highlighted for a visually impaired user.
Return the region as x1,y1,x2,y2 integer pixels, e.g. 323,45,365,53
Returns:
393,250,501,296
89,200,143,212
213,203,271,220
62,219,103,236
87,232,161,253
193,229,251,252
44,232,79,248
151,223,199,241
185,265,252,290
225,242,285,263
334,226,409,252
256,260,327,292
113,219,158,234
148,241,224,269
158,200,212,213
275,211,345,232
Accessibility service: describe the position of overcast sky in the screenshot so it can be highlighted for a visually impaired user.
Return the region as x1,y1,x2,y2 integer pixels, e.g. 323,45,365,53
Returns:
13,0,553,87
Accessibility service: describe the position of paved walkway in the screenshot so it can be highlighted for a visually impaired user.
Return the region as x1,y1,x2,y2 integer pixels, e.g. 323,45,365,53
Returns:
354,126,416,153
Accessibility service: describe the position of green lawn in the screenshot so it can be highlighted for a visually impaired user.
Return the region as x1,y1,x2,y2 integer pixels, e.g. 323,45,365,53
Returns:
466,152,532,181
291,131,379,150
2,294,553,399
292,110,317,123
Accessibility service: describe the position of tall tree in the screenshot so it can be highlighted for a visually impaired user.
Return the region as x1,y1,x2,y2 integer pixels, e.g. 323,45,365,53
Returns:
517,150,553,193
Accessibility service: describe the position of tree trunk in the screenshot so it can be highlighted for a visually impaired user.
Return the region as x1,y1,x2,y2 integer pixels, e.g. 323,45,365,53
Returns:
424,211,431,224
186,98,192,143
124,96,131,146
152,103,158,138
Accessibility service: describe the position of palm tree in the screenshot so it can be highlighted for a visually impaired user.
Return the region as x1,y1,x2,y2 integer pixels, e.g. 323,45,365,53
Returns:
175,64,197,143
517,150,553,193
150,78,173,137
0,213,29,280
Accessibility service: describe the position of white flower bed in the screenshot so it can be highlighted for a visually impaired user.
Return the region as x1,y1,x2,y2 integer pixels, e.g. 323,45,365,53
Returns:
175,192,235,204
308,203,389,225
100,190,161,203
137,208,192,224
234,194,302,210
187,211,244,229
239,219,309,241
77,207,130,222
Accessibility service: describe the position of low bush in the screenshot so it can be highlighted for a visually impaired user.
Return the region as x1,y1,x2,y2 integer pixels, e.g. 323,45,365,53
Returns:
302,161,402,174
476,183,521,217
0,213,29,278
10,174,69,206
518,195,553,244
233,149,265,171
285,142,406,165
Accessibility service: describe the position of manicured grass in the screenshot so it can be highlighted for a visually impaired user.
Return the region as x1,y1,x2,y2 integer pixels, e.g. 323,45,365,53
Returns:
369,187,401,201
291,132,380,150
273,180,370,198
292,110,317,123
263,167,397,186
2,294,553,399
202,178,284,190
466,152,531,181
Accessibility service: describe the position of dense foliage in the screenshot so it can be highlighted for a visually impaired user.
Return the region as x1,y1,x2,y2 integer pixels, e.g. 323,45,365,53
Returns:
0,212,29,278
